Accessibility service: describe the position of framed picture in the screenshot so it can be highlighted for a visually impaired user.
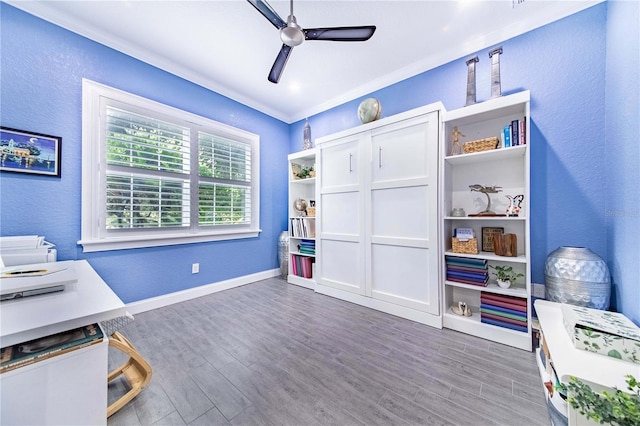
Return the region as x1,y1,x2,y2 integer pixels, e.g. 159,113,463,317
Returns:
482,227,504,252
0,127,62,177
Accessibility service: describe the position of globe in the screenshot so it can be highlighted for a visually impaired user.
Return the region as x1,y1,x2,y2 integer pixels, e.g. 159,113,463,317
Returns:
293,198,308,215
358,98,382,124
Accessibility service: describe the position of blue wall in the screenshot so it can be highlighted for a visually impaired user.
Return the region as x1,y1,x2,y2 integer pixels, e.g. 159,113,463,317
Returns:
1,2,638,324
0,3,290,303
291,2,638,323
604,0,640,325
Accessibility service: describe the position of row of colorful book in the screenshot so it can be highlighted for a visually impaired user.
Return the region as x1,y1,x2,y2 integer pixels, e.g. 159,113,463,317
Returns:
480,292,528,333
501,117,527,147
297,239,315,255
291,254,314,279
445,256,488,286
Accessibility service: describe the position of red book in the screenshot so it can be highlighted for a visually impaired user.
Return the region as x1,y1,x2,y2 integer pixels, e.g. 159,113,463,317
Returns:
447,265,488,273
480,292,528,307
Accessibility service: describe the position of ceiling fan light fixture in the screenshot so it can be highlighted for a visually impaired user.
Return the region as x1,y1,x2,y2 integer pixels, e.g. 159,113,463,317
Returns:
281,16,304,46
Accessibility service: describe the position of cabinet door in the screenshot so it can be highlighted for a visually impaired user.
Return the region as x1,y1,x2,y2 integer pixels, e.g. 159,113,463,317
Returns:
317,136,365,295
367,112,440,314
319,135,361,189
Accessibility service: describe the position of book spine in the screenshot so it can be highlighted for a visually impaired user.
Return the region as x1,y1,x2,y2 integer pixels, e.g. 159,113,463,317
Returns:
446,271,488,280
511,120,519,146
446,265,488,273
480,292,528,306
481,317,528,333
445,256,488,267
446,277,489,286
481,312,528,326
519,119,526,145
480,297,528,312
503,125,511,148
480,304,528,319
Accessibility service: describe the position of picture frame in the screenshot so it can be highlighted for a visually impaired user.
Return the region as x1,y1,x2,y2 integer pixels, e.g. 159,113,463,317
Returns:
482,227,504,252
1,127,62,177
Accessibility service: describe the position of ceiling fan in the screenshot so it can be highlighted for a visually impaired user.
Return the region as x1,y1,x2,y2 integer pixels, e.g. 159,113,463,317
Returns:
247,0,376,84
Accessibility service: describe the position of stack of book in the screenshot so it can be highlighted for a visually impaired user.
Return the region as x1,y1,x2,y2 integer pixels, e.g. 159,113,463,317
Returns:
480,292,528,332
445,256,488,286
291,254,314,279
297,239,315,255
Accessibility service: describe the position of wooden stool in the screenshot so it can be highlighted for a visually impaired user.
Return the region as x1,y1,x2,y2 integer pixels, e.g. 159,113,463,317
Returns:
107,331,152,417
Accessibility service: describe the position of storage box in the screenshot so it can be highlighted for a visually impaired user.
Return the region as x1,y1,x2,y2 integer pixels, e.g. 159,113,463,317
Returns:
452,237,478,254
561,304,640,364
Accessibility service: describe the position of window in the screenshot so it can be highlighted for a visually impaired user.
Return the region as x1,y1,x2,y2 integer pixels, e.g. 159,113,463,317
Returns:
80,80,260,252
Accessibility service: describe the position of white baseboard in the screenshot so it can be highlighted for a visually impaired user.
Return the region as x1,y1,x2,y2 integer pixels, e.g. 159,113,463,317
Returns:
126,268,280,314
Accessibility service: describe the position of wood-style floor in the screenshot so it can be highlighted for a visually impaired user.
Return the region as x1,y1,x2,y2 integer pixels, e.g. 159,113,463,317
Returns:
107,277,550,426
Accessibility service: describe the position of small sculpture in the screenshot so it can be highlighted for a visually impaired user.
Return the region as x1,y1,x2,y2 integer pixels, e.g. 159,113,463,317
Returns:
465,56,479,106
302,118,312,150
469,184,504,216
506,194,524,216
489,47,503,99
449,126,465,156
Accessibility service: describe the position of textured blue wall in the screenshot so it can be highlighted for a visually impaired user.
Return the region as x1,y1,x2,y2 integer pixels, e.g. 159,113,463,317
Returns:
292,2,639,322
0,4,290,303
604,0,640,325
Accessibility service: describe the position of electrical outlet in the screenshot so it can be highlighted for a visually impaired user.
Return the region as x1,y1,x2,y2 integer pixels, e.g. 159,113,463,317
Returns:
532,283,545,298
192,263,199,274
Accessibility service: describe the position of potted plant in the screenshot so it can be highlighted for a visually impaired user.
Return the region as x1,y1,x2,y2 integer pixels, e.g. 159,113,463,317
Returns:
489,265,524,288
563,374,639,426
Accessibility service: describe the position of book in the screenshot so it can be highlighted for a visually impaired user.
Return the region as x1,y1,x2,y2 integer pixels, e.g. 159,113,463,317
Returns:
480,292,528,307
479,297,528,312
480,304,528,320
445,257,488,267
481,317,527,333
481,312,528,327
446,276,489,286
445,270,488,280
503,125,511,147
511,120,519,146
1,323,103,373
519,119,526,145
446,264,488,273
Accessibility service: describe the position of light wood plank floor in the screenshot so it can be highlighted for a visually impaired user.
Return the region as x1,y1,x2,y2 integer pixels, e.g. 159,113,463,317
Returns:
107,277,549,426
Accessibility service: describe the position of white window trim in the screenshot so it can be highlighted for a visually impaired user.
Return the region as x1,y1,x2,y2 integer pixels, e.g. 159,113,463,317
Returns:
79,79,260,252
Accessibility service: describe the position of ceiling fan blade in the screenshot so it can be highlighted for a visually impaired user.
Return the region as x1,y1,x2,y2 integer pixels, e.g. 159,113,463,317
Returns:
247,0,286,29
268,44,293,84
304,26,376,42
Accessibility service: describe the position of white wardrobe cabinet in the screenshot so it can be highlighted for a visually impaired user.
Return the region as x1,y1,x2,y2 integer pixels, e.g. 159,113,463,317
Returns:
316,103,443,328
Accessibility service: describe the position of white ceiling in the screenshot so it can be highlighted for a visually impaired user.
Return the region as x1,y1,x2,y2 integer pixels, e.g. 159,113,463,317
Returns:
7,0,601,123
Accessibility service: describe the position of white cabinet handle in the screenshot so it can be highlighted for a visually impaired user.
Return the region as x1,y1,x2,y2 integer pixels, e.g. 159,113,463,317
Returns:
349,153,353,173
378,146,382,168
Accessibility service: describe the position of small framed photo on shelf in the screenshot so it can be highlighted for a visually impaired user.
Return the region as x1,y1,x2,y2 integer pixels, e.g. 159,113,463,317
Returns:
482,227,504,252
0,127,62,177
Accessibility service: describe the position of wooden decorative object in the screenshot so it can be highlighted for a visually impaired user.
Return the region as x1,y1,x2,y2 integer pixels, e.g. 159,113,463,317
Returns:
493,233,518,257
452,237,478,254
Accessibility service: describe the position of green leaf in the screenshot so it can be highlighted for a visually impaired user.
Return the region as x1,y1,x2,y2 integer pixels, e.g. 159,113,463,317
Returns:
608,349,622,359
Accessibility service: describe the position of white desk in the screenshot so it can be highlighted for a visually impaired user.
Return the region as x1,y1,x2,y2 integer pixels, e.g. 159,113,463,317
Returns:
535,300,640,425
0,260,126,425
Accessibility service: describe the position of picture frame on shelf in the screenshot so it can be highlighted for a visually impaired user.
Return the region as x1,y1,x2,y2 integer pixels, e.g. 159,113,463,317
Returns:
482,227,504,252
0,127,62,177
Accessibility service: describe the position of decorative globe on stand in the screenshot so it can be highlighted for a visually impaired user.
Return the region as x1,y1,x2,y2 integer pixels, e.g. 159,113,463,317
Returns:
293,198,308,216
545,246,611,310
357,98,382,124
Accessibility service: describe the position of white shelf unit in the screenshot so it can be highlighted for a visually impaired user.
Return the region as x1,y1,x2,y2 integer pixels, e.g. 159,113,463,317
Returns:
440,91,532,350
287,149,317,290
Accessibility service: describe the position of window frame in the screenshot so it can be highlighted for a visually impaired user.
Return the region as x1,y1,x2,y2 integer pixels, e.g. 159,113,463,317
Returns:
79,79,260,252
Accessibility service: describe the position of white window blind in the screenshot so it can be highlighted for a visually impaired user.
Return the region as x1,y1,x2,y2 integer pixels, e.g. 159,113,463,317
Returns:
80,79,260,252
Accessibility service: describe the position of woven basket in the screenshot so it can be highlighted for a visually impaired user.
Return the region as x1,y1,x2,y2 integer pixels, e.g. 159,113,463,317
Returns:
452,237,479,254
463,137,499,154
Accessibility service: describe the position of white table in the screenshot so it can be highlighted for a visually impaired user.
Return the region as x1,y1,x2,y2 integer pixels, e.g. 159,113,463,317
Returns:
0,260,126,425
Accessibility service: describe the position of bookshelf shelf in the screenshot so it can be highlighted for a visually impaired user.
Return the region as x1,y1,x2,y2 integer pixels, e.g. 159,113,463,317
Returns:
440,91,532,351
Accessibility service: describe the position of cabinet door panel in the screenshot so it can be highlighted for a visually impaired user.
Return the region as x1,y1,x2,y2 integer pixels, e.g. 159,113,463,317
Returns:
371,114,436,184
320,137,360,189
318,240,364,294
371,244,438,314
320,192,360,236
371,186,429,239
